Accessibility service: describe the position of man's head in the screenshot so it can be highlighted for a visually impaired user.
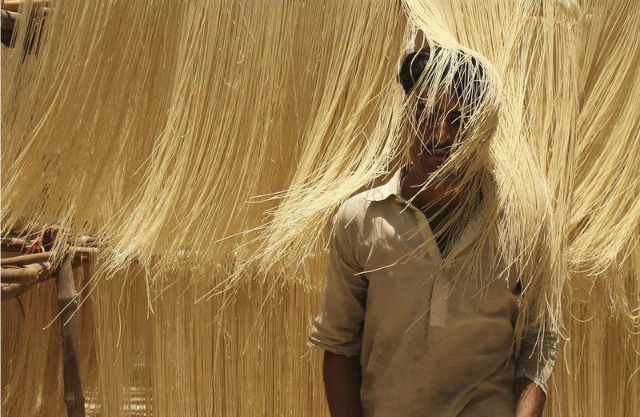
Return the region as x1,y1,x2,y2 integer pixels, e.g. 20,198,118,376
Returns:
398,47,489,181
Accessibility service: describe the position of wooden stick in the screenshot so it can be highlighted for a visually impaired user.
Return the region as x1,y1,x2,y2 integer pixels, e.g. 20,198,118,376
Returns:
1,282,27,300
1,262,53,283
1,230,91,413
3,1,50,12
55,258,86,417
0,237,29,252
0,252,53,266
1,263,54,300
0,248,99,267
1,235,97,248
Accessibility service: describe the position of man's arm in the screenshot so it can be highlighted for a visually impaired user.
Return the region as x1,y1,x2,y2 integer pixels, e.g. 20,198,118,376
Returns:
309,202,368,416
513,315,557,417
323,351,363,417
514,377,546,417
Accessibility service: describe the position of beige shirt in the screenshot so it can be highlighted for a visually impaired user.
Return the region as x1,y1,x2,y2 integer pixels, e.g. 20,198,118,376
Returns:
309,170,557,417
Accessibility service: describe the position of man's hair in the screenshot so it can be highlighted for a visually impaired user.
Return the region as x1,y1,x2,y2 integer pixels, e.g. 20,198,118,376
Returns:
398,47,489,114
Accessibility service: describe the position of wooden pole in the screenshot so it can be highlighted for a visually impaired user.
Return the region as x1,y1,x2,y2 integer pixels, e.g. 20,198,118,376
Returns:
55,257,85,417
1,231,92,414
3,0,50,11
1,282,28,299
0,237,30,252
0,262,54,300
1,262,53,283
1,236,97,252
0,252,53,266
0,248,99,267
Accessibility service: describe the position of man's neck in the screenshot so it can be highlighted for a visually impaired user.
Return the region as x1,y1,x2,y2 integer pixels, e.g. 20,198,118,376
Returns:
400,168,466,256
400,168,461,221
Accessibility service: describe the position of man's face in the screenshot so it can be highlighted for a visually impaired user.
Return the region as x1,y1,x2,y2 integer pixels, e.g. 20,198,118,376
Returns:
408,91,463,182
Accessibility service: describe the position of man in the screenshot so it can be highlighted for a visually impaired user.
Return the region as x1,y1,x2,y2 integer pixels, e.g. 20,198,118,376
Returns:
308,47,557,417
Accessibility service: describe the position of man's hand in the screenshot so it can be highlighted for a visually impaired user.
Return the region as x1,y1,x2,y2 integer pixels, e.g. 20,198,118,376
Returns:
323,351,363,417
514,377,546,417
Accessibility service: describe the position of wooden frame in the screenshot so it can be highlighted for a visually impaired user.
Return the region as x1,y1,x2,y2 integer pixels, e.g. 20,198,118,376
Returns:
1,236,96,417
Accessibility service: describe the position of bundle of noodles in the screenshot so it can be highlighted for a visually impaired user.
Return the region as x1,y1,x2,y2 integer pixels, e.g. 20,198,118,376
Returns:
100,0,408,293
2,0,408,288
2,0,183,243
2,0,407,415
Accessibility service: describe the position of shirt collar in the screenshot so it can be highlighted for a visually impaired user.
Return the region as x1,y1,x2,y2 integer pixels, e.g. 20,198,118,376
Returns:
363,169,403,202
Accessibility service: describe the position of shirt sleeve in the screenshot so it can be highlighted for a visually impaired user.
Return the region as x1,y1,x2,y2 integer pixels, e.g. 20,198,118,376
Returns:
514,319,558,395
308,203,368,357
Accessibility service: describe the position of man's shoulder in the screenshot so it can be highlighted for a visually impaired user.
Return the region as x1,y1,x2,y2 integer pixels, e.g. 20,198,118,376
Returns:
335,190,374,228
334,186,398,233
333,170,402,232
